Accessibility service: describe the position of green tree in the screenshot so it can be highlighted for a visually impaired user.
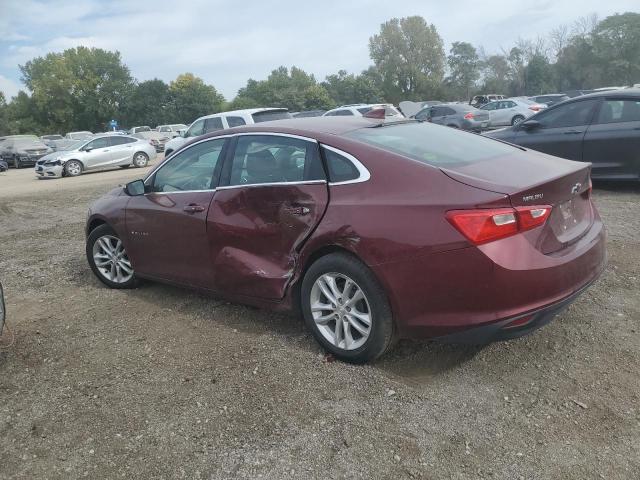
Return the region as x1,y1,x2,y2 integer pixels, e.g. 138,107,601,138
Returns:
592,12,640,86
169,73,225,124
124,79,171,127
369,16,445,103
479,54,511,94
20,46,134,132
445,42,479,99
4,91,41,134
322,69,383,106
231,66,334,111
524,54,554,95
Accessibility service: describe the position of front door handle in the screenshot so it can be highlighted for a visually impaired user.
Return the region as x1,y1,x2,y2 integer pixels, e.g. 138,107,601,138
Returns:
183,204,205,213
563,130,583,135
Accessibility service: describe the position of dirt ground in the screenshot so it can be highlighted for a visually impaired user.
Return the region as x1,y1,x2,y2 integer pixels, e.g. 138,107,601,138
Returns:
0,164,638,480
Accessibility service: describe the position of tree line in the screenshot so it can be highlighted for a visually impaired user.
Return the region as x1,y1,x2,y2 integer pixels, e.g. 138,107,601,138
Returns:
1,12,638,135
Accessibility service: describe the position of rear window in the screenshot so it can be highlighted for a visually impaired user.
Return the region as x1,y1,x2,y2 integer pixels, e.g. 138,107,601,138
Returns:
345,123,518,167
251,110,292,123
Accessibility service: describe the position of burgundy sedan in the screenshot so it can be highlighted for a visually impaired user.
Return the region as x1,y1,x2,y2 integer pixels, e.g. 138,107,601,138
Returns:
85,117,606,363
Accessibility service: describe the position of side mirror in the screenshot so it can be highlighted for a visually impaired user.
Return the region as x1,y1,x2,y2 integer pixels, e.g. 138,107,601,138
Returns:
0,282,5,334
83,146,93,152
125,179,146,196
520,120,541,130
178,129,186,138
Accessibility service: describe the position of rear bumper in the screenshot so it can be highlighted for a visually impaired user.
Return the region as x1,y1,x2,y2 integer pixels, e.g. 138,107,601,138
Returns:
372,209,606,340
433,272,600,344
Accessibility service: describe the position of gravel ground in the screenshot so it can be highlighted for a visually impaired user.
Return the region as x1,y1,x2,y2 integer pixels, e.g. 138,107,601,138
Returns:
0,167,638,479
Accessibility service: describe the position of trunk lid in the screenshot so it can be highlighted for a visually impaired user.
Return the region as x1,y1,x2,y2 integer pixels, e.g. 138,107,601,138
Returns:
440,149,593,253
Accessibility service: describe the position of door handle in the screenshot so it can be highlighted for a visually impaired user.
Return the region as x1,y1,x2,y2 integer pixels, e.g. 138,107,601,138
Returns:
283,205,310,216
183,204,205,213
563,130,582,135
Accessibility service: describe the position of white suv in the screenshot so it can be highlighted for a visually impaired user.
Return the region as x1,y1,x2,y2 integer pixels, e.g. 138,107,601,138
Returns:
163,108,291,156
322,104,404,119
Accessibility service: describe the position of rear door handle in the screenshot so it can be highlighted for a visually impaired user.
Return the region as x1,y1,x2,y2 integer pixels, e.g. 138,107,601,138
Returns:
563,130,583,135
183,204,205,213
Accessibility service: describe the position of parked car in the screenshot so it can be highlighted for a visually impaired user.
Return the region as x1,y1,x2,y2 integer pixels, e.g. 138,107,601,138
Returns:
163,108,292,156
292,110,327,118
132,131,171,153
398,100,442,117
129,126,152,134
35,134,156,178
470,94,505,108
414,103,490,131
40,134,64,149
0,160,8,172
156,124,188,138
85,116,605,363
480,98,546,127
485,89,640,180
529,94,570,106
50,131,94,151
0,135,53,168
323,104,404,119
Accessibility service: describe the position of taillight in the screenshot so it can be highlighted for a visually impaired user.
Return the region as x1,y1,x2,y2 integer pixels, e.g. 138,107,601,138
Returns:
446,205,552,245
463,112,475,119
529,105,542,111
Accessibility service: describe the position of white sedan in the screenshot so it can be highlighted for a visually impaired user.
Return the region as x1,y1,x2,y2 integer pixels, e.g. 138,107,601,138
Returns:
480,98,546,127
35,135,157,178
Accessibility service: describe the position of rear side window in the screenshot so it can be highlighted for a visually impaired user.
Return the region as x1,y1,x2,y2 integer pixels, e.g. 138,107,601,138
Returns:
321,147,360,183
346,123,518,167
333,109,354,116
251,110,292,123
595,99,640,124
228,135,324,186
110,136,132,146
226,116,246,127
204,117,224,133
357,107,372,114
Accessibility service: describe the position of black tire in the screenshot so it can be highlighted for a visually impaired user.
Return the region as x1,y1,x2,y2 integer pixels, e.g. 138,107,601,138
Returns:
133,152,149,168
301,253,395,363
64,160,83,177
86,224,138,289
511,115,525,126
119,165,131,169
13,156,21,169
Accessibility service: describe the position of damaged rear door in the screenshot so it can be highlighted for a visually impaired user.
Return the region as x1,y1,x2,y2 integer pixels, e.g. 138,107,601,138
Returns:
207,133,328,300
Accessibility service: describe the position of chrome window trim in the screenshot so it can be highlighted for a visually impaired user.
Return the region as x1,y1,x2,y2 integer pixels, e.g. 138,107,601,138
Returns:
147,189,217,195
233,132,320,144
217,180,326,191
321,144,371,186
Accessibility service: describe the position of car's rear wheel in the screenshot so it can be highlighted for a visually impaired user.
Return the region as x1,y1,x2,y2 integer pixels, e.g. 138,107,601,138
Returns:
86,224,137,289
64,160,83,177
301,253,395,363
512,115,525,125
133,152,149,168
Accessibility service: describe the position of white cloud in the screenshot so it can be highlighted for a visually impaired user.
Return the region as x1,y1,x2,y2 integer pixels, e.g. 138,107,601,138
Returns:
0,75,22,100
0,0,638,99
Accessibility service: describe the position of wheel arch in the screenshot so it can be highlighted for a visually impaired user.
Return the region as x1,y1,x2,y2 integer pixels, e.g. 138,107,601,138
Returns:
86,216,109,237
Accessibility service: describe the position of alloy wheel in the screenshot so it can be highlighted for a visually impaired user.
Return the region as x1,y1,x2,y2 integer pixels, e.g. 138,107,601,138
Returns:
66,161,82,176
310,272,372,350
134,153,148,167
92,235,134,284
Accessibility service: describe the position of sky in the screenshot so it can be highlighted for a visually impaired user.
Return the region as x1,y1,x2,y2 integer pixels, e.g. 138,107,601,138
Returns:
0,0,638,101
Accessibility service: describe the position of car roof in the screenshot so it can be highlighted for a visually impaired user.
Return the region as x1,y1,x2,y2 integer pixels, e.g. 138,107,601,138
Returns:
197,108,288,121
576,88,640,99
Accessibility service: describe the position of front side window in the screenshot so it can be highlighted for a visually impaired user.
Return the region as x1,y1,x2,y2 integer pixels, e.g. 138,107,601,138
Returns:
228,135,324,186
204,117,224,133
534,100,598,129
86,137,109,150
481,102,497,111
186,119,205,138
151,138,226,192
595,99,640,124
415,108,431,121
226,116,246,127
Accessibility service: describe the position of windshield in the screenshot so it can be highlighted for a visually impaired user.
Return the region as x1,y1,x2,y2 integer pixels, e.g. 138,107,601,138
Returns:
60,140,88,151
69,132,92,140
251,110,292,123
346,123,519,167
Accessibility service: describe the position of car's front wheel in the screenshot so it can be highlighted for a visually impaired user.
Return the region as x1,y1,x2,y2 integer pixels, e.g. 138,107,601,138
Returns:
86,224,137,289
301,253,395,363
64,160,83,177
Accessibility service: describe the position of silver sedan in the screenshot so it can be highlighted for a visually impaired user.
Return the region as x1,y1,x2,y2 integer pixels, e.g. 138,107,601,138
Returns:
480,98,546,127
35,135,157,179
